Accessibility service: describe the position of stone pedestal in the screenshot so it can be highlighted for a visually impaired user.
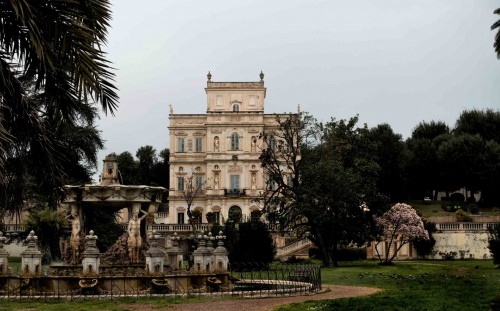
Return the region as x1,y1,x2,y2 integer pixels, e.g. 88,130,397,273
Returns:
213,231,228,271
166,233,184,270
145,231,165,274
82,230,100,275
0,232,9,274
205,232,216,272
21,231,42,275
193,234,214,272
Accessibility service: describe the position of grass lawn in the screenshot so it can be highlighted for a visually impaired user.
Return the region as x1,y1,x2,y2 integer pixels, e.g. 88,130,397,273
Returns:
409,200,500,218
276,260,500,311
0,296,212,311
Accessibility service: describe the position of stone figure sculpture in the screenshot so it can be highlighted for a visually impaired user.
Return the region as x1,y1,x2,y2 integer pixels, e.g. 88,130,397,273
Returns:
214,136,219,152
214,173,219,189
127,207,148,263
66,208,81,264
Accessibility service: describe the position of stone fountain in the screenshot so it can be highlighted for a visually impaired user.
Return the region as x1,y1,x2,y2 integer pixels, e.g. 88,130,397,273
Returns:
60,154,166,265
0,154,232,296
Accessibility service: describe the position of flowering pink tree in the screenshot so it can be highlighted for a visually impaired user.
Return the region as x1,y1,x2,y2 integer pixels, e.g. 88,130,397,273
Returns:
374,203,429,265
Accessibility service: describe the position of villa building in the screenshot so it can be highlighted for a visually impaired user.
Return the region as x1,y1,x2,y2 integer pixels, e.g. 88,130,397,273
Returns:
163,72,284,228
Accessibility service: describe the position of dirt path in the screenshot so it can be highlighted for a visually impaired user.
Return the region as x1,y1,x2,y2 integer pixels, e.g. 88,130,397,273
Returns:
124,285,380,311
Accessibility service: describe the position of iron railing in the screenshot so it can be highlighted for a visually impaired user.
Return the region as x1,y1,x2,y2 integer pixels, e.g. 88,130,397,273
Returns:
0,263,321,300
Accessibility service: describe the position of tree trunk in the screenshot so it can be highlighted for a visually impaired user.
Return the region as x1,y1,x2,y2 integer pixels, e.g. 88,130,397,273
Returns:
187,203,197,235
331,241,338,267
313,227,330,267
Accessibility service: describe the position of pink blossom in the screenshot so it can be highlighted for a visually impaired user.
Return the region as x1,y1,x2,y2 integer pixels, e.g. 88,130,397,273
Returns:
374,203,429,264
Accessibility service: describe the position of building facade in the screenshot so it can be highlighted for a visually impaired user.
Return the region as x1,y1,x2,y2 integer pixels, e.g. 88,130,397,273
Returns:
166,72,280,227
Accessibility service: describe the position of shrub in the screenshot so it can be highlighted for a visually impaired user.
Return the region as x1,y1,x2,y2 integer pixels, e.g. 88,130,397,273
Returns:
466,196,476,204
23,207,67,263
285,255,306,263
455,209,472,222
308,247,321,260
467,204,479,215
224,220,276,264
488,224,500,265
442,201,465,212
335,247,367,261
450,193,465,202
439,251,457,260
413,220,437,258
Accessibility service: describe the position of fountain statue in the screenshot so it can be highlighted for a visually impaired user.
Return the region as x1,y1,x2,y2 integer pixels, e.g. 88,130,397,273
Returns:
127,206,149,263
65,206,81,264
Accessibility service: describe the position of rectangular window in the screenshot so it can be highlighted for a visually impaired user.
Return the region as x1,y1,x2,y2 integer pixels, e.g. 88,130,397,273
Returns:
195,176,203,190
177,138,185,152
269,137,276,151
195,138,202,152
231,133,239,150
177,177,185,191
230,175,240,190
177,213,184,224
213,212,220,224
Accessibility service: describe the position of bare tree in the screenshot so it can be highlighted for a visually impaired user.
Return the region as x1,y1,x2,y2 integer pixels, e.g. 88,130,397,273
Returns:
180,173,205,234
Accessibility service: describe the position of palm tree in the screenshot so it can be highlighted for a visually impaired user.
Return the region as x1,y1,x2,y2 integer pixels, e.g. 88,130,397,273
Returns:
0,0,117,165
0,1,117,222
493,9,500,58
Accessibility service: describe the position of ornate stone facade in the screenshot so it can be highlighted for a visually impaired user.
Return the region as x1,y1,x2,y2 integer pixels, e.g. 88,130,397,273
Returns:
167,73,282,226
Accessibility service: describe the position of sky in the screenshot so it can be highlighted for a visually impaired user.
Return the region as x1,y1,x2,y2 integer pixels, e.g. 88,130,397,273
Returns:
95,0,500,179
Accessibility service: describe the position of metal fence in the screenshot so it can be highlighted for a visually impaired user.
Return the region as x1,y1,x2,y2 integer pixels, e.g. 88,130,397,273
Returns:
228,262,322,298
0,263,321,300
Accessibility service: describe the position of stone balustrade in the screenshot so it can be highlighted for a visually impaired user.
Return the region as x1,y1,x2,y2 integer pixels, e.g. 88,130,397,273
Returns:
2,224,25,233
276,238,313,259
148,223,212,233
435,222,499,231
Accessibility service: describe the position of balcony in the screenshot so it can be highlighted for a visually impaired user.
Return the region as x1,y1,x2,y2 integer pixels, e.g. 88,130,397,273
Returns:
224,189,247,197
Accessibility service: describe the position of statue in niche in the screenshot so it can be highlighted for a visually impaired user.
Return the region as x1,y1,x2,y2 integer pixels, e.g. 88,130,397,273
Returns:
66,207,81,264
251,173,256,189
214,136,219,152
251,136,256,152
214,173,219,190
127,207,148,263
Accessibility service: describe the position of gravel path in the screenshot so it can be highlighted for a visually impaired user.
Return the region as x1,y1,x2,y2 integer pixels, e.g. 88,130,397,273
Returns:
124,285,380,311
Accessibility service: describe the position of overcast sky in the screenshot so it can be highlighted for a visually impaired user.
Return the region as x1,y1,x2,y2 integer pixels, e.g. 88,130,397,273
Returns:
95,0,500,178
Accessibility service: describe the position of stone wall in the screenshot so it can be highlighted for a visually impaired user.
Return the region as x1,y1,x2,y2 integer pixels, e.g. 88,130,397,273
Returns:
429,231,491,260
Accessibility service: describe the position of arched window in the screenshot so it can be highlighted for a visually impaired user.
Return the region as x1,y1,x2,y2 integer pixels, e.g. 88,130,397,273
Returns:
228,206,242,223
250,210,262,222
232,103,240,112
231,132,239,150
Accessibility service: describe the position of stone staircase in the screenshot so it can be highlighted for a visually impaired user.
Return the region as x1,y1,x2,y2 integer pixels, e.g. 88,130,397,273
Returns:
276,238,313,261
